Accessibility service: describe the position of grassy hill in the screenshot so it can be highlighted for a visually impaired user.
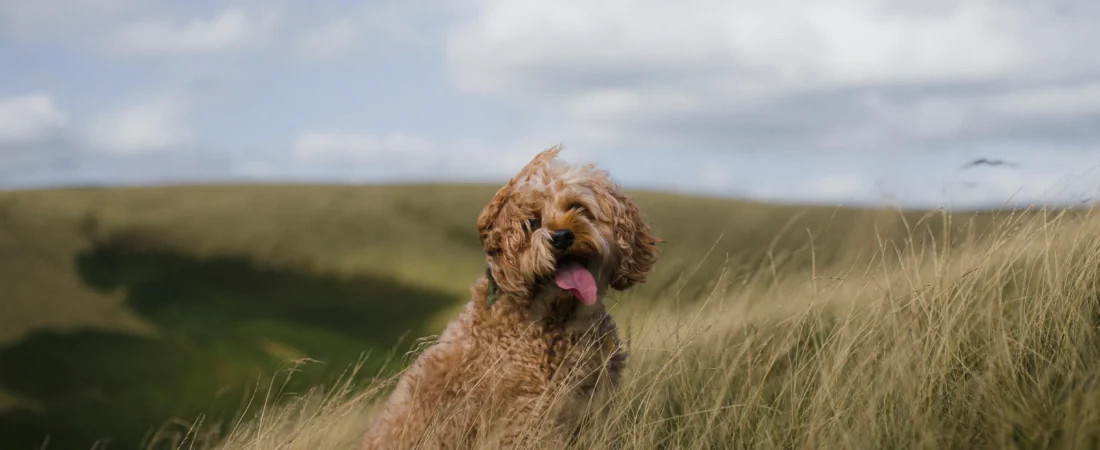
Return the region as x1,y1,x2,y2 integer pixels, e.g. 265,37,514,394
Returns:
209,193,1100,450
0,184,1015,449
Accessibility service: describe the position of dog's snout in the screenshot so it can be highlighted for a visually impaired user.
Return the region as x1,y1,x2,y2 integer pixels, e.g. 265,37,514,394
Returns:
550,229,575,250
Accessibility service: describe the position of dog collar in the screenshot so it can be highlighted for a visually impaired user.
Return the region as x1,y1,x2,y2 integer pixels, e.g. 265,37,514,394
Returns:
485,263,500,307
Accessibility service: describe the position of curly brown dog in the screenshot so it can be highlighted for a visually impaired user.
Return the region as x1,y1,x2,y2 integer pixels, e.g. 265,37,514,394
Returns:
360,147,660,449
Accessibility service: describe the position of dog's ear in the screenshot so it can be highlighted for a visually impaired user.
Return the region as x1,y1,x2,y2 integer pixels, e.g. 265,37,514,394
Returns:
609,186,660,291
477,182,512,252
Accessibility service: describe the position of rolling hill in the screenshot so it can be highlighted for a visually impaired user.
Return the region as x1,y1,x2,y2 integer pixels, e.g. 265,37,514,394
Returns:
0,184,1007,449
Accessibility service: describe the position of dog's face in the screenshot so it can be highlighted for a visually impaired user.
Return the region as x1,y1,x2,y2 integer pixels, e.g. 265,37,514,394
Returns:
477,146,659,305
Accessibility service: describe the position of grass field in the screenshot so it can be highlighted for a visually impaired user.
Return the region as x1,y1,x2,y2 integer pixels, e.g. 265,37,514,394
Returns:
211,198,1100,450
0,184,1083,449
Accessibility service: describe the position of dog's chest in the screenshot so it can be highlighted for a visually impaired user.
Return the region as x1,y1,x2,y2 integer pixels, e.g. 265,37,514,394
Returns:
534,305,623,393
481,293,625,398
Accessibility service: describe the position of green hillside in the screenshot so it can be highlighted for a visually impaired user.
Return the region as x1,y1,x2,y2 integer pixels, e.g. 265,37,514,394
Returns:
0,185,1005,449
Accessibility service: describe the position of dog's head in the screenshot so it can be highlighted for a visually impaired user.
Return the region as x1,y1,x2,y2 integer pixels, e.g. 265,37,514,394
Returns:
477,146,659,305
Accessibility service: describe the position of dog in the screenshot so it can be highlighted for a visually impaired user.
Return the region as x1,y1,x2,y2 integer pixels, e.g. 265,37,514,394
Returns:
361,146,660,449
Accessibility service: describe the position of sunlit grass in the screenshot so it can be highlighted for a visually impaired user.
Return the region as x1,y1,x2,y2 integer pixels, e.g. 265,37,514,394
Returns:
206,205,1100,449
0,184,1082,448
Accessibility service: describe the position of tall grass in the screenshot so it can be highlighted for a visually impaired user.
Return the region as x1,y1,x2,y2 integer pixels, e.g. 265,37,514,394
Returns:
192,206,1100,449
5,185,1004,447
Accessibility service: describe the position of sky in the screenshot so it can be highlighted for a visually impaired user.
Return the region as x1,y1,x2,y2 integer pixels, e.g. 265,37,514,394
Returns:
2,0,1100,209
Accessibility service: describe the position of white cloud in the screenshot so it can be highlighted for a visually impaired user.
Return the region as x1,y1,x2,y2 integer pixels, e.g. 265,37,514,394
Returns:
85,96,193,155
696,166,731,191
802,173,871,201
0,93,69,173
287,132,577,181
107,7,278,55
444,138,569,177
0,0,137,36
288,0,470,61
941,155,1100,208
738,172,872,203
294,18,361,60
292,132,436,164
448,0,1036,94
447,0,1100,151
0,93,67,145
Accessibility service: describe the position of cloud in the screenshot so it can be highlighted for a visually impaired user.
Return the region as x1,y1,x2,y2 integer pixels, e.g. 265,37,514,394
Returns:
693,165,731,192
292,132,436,164
288,132,566,181
0,93,67,145
802,173,871,201
85,96,193,155
0,0,138,36
107,7,279,55
447,0,1100,151
0,93,71,174
294,18,361,60
939,152,1100,208
289,0,470,61
736,171,872,204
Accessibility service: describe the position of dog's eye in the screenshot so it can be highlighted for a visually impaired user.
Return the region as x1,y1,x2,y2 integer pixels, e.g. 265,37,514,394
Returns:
568,203,587,215
526,217,541,232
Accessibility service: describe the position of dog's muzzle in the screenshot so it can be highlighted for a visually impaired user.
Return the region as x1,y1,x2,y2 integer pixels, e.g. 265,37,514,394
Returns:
549,229,575,250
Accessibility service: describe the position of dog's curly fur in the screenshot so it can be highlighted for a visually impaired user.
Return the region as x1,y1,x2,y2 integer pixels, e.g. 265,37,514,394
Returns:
361,146,660,449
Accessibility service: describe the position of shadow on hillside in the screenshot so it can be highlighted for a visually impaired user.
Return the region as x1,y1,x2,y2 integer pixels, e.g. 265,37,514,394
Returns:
0,229,459,449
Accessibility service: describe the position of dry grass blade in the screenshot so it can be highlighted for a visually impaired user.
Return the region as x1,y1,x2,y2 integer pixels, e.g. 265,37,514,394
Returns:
183,205,1100,450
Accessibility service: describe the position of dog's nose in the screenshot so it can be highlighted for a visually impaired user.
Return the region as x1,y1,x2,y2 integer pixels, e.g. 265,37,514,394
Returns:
550,229,575,250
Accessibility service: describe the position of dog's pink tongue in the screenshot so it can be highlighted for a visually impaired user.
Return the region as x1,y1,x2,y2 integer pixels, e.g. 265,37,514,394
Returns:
554,262,598,305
